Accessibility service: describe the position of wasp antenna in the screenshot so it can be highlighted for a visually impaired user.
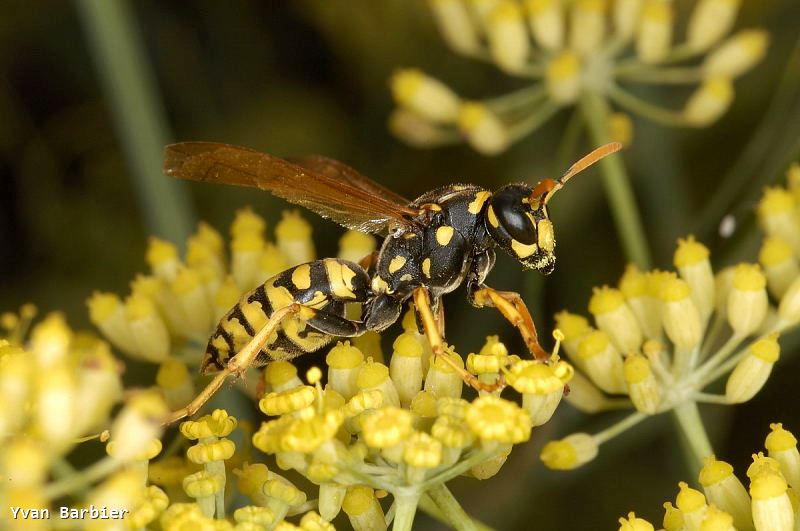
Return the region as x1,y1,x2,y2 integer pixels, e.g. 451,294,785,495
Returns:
542,142,623,204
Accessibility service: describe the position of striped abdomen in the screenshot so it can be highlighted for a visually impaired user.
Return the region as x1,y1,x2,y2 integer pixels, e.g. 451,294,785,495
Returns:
201,258,370,373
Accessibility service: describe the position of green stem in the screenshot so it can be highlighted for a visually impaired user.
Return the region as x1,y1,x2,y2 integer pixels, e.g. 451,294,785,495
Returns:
75,0,194,244
43,456,123,500
419,450,491,491
506,102,560,142
593,412,648,445
50,459,90,499
616,66,704,84
391,493,420,531
580,92,652,269
428,484,493,531
486,85,547,114
606,85,691,127
672,401,714,473
554,108,585,174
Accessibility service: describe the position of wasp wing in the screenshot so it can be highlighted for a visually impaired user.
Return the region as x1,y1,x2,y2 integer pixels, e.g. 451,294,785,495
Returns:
290,155,411,206
164,142,419,234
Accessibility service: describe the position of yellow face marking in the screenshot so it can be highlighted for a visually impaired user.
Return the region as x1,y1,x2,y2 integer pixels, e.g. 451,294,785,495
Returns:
436,226,455,246
371,275,390,294
487,205,499,228
511,239,538,259
324,259,357,299
468,191,492,214
388,255,407,274
399,273,413,282
537,219,555,252
422,258,432,278
291,264,312,290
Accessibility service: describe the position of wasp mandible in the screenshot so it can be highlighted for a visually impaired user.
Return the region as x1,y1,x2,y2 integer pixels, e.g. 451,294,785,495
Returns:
162,141,622,422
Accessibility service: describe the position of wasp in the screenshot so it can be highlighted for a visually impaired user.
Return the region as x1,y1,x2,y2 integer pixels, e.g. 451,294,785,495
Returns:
162,141,621,422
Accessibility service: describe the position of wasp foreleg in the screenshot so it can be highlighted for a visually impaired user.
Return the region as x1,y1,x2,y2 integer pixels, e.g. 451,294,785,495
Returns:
412,288,504,393
468,286,549,361
164,303,303,425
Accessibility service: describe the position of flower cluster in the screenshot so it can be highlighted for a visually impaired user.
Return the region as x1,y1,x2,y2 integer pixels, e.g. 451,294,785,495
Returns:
390,0,768,154
619,422,800,531
540,169,800,471
245,326,572,530
0,308,173,530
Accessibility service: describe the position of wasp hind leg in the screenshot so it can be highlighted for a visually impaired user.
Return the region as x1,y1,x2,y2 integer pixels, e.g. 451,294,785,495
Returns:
164,303,306,425
468,285,549,361
412,288,504,393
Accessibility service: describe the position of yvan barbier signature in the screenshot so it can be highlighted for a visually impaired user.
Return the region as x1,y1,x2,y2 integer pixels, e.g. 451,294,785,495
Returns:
10,505,130,520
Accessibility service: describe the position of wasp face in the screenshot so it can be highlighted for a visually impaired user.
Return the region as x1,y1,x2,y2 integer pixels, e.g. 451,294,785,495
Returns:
485,184,556,274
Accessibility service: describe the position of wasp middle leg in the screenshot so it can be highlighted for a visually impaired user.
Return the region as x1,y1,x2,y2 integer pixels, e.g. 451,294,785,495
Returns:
412,287,504,393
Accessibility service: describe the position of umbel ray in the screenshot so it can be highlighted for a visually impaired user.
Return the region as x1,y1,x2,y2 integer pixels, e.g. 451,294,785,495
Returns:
162,141,622,423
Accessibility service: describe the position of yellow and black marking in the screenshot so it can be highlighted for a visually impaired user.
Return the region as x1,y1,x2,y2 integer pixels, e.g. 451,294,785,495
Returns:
201,258,370,374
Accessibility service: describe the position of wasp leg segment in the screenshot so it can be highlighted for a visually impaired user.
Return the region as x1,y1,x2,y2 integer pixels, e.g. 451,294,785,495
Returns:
358,251,379,272
304,309,367,337
164,303,302,425
412,288,504,393
469,286,549,361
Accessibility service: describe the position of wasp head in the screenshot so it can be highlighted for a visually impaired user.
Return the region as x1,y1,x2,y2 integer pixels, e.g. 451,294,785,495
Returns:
485,183,557,274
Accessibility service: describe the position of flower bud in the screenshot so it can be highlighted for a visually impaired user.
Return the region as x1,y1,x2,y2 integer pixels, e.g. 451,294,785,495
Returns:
699,506,735,531
676,481,708,530
759,236,800,299
525,0,564,51
342,486,386,531
34,363,78,448
428,0,481,55
124,294,171,363
589,286,642,354
259,242,289,280
87,292,135,355
687,0,740,52
326,342,364,400
170,267,214,338
750,470,794,531
546,51,582,105
109,391,168,462
699,457,753,529
674,236,715,323
275,210,315,267
726,335,779,404
540,433,598,470
563,370,610,413
231,231,265,291
356,360,400,408
390,333,425,407
727,264,768,337
570,0,606,56
662,502,684,531
636,0,673,64
618,266,662,340
704,30,769,78
613,0,642,41
156,359,195,411
264,361,303,393
213,276,241,322
424,350,465,399
765,423,800,491
487,1,530,73
507,360,568,425
458,102,510,155
684,77,734,127
758,187,800,255
624,354,660,414
618,512,655,531
578,330,625,394
659,275,703,352
390,69,461,124
146,237,180,281
554,310,590,369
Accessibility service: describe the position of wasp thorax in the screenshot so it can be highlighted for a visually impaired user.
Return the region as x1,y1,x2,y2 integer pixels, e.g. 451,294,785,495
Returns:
486,184,556,274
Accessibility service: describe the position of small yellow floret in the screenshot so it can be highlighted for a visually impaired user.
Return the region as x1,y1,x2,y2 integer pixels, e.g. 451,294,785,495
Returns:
618,512,654,531
554,311,590,340
361,407,413,448
759,236,793,266
275,210,312,240
466,395,531,443
342,486,374,516
758,187,794,217
766,423,797,452
676,481,706,512
156,359,190,389
750,472,788,499
356,361,390,389
183,470,224,498
231,207,266,237
259,386,316,416
749,334,780,362
403,431,443,468
547,51,580,81
264,361,299,387
506,361,565,394
393,334,423,358
659,275,691,302
623,355,651,384
732,263,766,291
588,286,626,315
619,265,647,298
674,236,710,267
87,292,121,323
180,409,237,439
578,330,610,359
699,457,734,486
146,237,178,266
326,341,364,369
186,438,236,464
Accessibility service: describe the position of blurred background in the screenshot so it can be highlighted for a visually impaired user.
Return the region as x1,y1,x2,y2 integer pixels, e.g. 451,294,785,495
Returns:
2,0,800,528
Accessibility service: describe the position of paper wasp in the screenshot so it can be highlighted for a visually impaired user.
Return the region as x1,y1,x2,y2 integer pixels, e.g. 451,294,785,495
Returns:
162,141,621,422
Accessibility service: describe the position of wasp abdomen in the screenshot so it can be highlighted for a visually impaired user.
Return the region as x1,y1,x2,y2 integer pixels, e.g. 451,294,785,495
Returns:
201,258,370,374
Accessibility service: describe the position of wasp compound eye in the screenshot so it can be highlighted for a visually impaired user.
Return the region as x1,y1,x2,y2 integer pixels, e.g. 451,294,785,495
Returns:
491,185,537,245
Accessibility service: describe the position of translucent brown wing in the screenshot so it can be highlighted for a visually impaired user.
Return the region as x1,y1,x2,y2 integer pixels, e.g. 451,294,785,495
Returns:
164,142,419,234
290,155,411,206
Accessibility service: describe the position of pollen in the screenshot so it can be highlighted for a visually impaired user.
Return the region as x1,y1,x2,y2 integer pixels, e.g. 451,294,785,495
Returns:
180,409,238,440
361,407,413,448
